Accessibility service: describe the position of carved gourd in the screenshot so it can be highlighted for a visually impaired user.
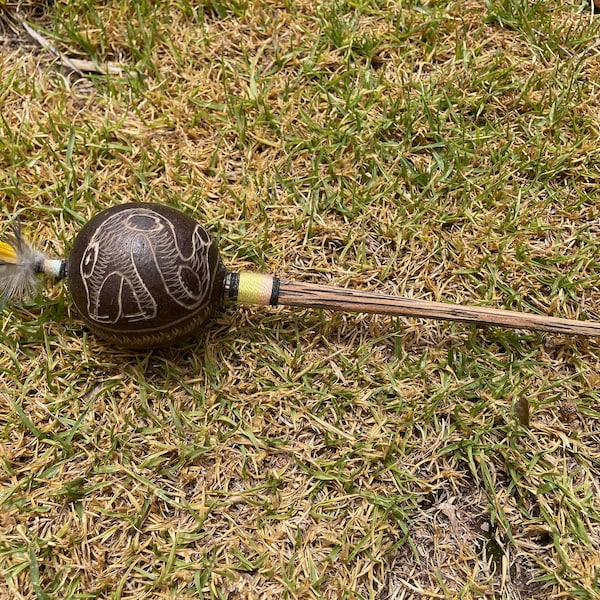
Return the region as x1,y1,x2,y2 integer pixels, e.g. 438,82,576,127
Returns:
68,203,226,348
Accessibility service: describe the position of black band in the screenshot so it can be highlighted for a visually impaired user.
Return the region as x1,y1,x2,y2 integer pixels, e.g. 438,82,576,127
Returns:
270,276,280,306
226,272,240,302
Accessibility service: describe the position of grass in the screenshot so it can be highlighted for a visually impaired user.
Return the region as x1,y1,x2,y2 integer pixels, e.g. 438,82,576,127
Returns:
1,0,600,597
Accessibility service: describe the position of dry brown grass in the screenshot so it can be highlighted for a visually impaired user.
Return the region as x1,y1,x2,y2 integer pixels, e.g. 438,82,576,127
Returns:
1,1,600,598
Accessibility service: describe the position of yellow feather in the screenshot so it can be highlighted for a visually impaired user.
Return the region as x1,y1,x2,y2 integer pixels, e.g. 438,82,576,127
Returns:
0,240,18,264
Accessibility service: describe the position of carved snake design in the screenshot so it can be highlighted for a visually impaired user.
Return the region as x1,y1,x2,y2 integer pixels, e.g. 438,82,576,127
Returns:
79,207,213,325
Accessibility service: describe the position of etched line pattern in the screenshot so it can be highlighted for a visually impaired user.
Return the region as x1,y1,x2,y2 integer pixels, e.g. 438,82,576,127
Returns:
80,207,214,325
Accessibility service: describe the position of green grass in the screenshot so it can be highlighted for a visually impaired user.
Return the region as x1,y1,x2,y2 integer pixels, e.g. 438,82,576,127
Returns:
1,0,600,598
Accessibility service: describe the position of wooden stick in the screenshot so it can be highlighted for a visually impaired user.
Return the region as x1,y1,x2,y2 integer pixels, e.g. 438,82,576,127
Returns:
274,278,600,337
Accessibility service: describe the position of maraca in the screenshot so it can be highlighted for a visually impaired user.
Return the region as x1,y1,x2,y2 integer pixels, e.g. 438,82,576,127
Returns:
2,201,600,348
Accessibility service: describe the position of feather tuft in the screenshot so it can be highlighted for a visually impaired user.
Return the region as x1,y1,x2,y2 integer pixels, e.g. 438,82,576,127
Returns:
0,221,47,305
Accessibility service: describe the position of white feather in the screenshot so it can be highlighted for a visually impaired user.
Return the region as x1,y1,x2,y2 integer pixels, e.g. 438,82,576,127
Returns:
0,223,47,304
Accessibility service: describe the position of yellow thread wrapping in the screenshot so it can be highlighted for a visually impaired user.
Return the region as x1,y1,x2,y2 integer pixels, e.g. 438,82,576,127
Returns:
237,273,274,305
0,241,18,264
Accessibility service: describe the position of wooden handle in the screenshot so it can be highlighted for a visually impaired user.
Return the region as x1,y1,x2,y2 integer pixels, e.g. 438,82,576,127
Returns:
275,278,600,337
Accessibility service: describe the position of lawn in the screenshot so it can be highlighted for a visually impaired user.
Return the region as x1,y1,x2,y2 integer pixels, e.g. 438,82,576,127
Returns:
1,0,600,598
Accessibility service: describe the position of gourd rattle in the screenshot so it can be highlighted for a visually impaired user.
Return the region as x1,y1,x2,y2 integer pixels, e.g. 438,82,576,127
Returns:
2,202,600,348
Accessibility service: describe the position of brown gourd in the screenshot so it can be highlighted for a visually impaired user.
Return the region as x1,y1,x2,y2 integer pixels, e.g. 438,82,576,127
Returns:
68,203,227,348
